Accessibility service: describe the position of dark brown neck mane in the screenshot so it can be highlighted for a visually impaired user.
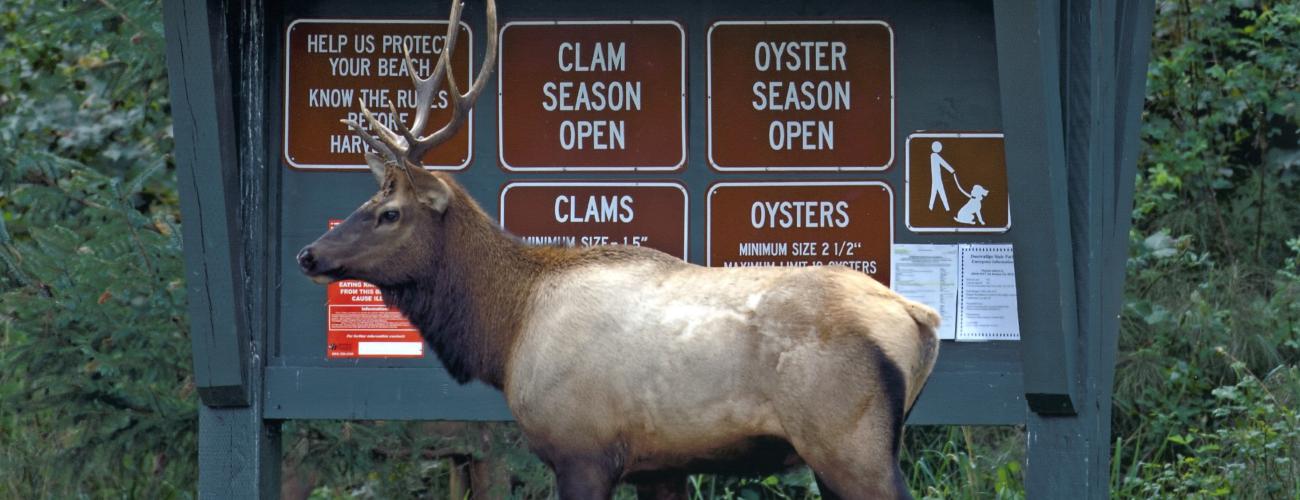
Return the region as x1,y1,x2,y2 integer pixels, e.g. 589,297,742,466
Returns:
378,180,564,389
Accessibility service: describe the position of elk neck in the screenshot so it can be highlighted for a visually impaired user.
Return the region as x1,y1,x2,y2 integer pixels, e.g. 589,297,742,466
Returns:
376,179,561,390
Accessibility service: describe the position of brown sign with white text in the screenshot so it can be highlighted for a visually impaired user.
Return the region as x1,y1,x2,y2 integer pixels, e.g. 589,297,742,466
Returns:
284,20,472,169
708,21,893,171
707,182,893,286
498,22,686,170
500,183,687,259
905,133,1009,232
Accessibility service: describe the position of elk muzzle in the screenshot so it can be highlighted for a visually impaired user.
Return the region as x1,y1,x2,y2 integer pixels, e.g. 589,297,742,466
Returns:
297,245,338,285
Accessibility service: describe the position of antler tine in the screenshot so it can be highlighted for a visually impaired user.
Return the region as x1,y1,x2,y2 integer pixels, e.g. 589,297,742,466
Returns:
386,99,405,139
451,0,497,108
357,98,409,155
387,99,420,172
340,118,399,164
407,0,497,161
400,0,462,141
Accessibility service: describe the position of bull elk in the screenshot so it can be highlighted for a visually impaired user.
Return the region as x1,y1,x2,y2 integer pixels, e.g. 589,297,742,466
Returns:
296,1,941,497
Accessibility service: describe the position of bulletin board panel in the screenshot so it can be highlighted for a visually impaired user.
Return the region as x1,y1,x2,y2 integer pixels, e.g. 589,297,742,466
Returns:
265,0,1027,425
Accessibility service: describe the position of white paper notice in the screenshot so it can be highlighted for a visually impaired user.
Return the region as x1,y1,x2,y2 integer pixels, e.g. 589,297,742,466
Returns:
892,244,959,339
956,244,1020,341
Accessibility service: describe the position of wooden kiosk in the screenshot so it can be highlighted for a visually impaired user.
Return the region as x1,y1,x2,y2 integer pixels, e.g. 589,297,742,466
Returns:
163,0,1153,496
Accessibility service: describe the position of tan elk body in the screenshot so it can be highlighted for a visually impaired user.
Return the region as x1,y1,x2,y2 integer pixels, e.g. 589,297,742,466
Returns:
297,1,941,498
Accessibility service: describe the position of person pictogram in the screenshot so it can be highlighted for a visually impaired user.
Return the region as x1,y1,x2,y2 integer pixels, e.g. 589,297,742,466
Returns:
928,141,956,211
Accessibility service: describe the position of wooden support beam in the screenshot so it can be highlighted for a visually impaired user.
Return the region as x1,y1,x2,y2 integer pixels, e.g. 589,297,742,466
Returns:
994,0,1081,415
162,0,251,407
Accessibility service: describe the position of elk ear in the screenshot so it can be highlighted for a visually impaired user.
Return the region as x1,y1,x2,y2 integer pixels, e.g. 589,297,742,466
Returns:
416,174,453,212
364,152,388,186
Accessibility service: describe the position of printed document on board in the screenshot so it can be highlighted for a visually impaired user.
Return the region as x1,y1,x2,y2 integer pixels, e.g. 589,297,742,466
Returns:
955,244,1020,341
891,243,1021,342
892,244,959,340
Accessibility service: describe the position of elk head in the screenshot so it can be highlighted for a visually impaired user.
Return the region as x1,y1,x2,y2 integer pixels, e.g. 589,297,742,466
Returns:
297,0,497,287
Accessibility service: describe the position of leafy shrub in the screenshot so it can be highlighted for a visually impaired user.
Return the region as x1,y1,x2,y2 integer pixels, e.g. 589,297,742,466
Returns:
1136,1,1300,265
1114,359,1300,498
902,426,1024,500
1112,1,1300,497
0,164,193,498
0,0,192,497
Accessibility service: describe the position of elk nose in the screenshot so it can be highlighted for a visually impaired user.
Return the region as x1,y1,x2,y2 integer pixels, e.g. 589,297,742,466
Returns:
297,246,317,274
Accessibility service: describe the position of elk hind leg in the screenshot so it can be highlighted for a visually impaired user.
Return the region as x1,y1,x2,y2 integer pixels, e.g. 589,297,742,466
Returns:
801,406,912,500
789,346,913,499
812,459,909,500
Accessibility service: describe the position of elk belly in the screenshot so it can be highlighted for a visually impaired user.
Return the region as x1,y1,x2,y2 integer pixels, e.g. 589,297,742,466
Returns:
508,264,797,452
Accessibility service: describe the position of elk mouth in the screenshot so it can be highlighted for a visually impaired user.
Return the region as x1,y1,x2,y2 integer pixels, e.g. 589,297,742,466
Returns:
309,272,339,286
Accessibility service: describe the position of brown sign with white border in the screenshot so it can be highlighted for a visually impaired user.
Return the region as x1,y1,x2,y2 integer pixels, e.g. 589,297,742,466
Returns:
500,182,688,259
707,182,893,286
708,21,894,171
497,21,686,171
905,133,1010,232
284,19,472,170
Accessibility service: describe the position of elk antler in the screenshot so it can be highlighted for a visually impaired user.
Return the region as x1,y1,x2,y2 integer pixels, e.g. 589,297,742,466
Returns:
340,0,498,168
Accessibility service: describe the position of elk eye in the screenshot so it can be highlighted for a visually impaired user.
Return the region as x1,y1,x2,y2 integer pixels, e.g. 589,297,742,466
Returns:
379,210,400,224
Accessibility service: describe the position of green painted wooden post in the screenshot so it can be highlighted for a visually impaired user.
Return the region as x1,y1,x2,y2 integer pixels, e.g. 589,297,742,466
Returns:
993,0,1081,416
197,405,282,498
162,0,250,407
1101,0,1157,440
995,0,1154,497
993,2,1097,494
1094,2,1155,496
163,0,282,495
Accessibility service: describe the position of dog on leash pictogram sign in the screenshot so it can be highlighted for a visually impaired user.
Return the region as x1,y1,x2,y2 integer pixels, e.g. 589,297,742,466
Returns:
905,133,1010,233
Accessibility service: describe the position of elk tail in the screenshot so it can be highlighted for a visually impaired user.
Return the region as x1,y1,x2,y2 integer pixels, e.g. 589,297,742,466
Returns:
903,300,940,331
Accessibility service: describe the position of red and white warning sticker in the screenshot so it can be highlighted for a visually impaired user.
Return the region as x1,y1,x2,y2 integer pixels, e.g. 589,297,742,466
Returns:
325,220,424,358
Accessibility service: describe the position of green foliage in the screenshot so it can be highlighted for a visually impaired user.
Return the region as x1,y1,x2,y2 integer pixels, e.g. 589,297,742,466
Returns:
1111,0,1300,497
1136,0,1300,264
0,0,192,497
902,426,1024,500
1114,360,1300,498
